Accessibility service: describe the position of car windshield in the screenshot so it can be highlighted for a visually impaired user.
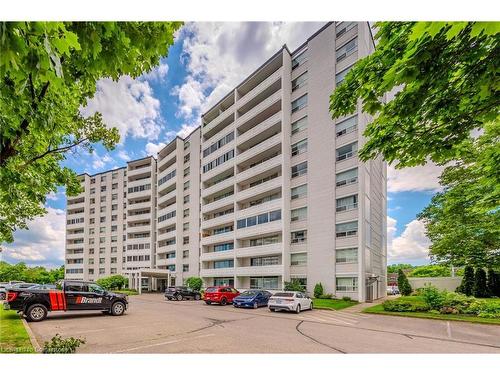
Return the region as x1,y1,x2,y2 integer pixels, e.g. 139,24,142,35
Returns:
273,292,294,297
205,287,218,293
240,290,259,296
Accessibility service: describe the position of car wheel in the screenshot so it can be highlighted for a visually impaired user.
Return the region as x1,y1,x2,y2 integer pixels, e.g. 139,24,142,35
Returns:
26,304,48,322
220,298,227,306
194,294,201,301
253,302,258,309
111,301,126,316
295,304,301,314
176,294,183,301
310,302,313,310
205,301,211,305
269,308,275,312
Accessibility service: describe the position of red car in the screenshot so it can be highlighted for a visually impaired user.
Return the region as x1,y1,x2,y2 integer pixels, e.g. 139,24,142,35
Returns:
204,286,239,305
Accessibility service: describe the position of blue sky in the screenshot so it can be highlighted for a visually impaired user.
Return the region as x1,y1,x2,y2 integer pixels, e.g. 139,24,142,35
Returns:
1,22,444,268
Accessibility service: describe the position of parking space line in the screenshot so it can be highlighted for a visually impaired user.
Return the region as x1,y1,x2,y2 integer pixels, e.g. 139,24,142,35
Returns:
114,333,216,353
314,312,358,324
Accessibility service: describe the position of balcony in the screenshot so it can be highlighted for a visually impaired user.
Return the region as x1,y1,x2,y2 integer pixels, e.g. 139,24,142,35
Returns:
235,264,284,277
201,213,235,230
236,198,282,220
202,162,234,184
335,234,358,248
335,127,358,148
335,205,359,222
236,219,282,240
127,199,152,211
200,231,234,246
237,133,282,165
200,250,235,262
157,230,176,242
335,180,358,197
127,189,152,200
128,164,152,178
237,111,282,146
127,212,151,223
127,223,151,233
336,262,358,274
202,177,234,198
157,162,177,183
236,67,282,111
236,91,282,130
158,189,177,207
202,194,234,214
236,154,282,184
335,154,358,171
236,176,282,202
157,215,176,229
157,243,177,254
203,105,236,138
235,243,282,258
156,257,176,267
200,267,235,278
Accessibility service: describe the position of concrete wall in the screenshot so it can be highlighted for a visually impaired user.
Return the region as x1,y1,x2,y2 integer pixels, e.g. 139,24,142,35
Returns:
408,277,463,292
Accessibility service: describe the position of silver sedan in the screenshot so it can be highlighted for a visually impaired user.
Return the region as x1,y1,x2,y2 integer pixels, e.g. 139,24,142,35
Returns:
268,291,313,313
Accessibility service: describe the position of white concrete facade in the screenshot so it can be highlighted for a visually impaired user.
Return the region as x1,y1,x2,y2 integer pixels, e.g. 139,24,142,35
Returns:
65,22,386,301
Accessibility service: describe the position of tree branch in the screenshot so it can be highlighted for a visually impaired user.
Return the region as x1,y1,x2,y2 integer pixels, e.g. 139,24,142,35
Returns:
21,137,89,168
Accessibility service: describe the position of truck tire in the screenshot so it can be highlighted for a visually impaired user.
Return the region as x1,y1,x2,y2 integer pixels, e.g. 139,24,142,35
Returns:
111,301,126,316
26,304,48,322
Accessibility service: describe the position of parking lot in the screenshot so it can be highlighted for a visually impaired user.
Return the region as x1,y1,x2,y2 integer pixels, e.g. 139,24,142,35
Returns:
27,293,500,353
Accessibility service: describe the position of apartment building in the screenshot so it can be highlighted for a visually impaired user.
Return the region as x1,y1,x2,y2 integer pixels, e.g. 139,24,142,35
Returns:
65,22,386,302
198,21,386,302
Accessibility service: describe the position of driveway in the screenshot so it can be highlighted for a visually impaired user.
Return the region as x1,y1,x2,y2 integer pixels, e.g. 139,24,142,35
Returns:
27,294,500,353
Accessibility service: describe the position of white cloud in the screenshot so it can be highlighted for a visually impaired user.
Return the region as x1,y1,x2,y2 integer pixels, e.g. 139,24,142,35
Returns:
145,142,166,157
140,62,169,82
117,149,131,161
174,22,324,122
81,76,163,142
1,207,66,268
177,123,199,139
387,163,444,193
145,124,199,157
387,216,431,264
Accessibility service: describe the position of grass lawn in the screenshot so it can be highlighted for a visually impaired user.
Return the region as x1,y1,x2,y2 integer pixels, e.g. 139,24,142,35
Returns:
363,297,500,325
313,298,358,310
0,304,35,353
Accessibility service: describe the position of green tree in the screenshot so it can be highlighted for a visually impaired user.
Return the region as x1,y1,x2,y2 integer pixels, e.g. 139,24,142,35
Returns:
313,282,324,298
0,21,183,243
284,279,305,292
473,268,489,298
184,277,203,291
408,265,451,278
0,261,64,283
457,265,475,296
330,22,499,169
387,264,414,274
487,269,499,297
96,275,128,290
397,269,412,296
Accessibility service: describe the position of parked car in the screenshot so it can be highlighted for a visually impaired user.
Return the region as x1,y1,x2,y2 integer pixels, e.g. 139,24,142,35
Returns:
164,286,201,301
4,280,128,322
0,281,25,300
204,286,239,305
27,284,56,290
232,289,272,309
386,286,400,295
9,283,38,289
268,291,313,313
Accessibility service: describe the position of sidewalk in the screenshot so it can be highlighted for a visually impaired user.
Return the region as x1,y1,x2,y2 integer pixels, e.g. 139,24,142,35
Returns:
343,295,395,313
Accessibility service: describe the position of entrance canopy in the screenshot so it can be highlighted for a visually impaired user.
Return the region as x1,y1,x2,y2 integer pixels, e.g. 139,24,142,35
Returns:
127,268,173,294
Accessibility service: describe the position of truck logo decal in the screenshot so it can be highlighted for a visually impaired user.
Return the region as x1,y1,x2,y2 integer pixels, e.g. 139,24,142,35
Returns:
76,296,103,304
49,291,66,311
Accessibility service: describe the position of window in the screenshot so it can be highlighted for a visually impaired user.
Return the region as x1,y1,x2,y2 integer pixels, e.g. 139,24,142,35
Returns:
291,72,307,91
214,243,234,252
100,216,106,223
291,230,307,244
184,167,190,177
291,94,307,113
158,169,176,186
291,161,307,178
336,142,357,162
336,37,358,62
111,236,117,243
112,183,118,190
214,260,234,269
237,210,281,229
183,222,189,231
110,257,117,264
291,139,308,156
290,253,307,266
291,207,307,222
250,277,279,289
202,149,235,173
100,196,106,203
112,193,118,201
249,235,279,247
183,181,190,191
213,278,234,287
91,178,96,184
336,115,358,137
336,221,358,237
88,259,94,265
291,277,307,290
100,186,107,192
336,194,358,212
213,225,233,235
112,172,118,180
183,195,190,204
101,175,106,182
112,204,117,211
251,256,279,266
336,21,357,38
183,264,189,272
291,184,307,200
99,226,106,233
291,50,307,69
335,64,354,85
336,277,358,292
336,248,358,263
184,153,190,163
100,206,106,213
89,228,95,235
158,210,176,222
111,246,117,253
90,188,95,195
203,131,235,157
336,168,358,187
128,184,151,193
291,116,307,135
99,257,105,264
183,236,189,245
183,250,189,258
183,208,190,218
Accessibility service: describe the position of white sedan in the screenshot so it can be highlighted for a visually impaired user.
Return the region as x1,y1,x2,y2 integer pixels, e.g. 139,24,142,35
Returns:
268,291,313,313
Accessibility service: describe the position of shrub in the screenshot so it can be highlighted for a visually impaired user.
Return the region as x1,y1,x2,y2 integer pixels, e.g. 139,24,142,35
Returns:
313,283,324,298
43,334,85,354
457,265,474,296
342,296,352,302
473,268,489,298
185,277,203,291
487,269,499,297
382,299,429,312
397,269,412,296
319,294,333,299
96,275,128,290
441,292,475,314
420,284,446,310
284,279,305,292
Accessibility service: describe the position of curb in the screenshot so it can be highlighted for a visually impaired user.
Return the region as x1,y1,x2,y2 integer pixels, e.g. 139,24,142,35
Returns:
21,317,42,353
